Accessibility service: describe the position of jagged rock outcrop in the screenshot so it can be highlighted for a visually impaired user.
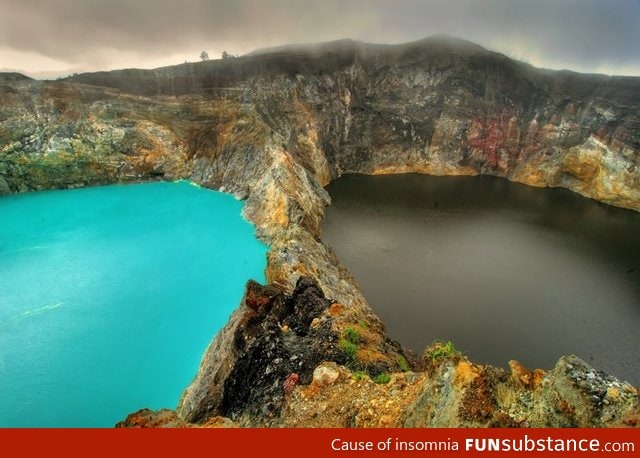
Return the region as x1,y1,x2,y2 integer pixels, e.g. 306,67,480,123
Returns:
1,35,639,427
177,276,408,426
121,276,640,428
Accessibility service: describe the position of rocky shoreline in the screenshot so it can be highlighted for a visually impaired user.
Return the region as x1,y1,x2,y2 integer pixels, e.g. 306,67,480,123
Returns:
1,36,639,427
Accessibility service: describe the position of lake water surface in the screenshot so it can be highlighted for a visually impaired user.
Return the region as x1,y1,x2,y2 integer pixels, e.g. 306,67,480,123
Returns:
322,174,640,384
0,181,267,427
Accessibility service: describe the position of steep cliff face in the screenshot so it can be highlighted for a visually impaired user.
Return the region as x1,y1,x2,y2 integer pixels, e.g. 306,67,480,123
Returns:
1,35,639,427
244,37,640,211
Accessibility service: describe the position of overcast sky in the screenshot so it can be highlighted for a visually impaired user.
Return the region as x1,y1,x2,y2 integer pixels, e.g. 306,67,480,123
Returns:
1,0,639,79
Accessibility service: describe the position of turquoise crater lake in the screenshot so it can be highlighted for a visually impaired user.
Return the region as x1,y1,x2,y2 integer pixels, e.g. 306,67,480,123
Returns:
0,181,267,427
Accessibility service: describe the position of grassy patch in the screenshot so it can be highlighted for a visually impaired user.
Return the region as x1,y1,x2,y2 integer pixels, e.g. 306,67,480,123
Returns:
425,340,463,362
353,371,369,382
396,354,410,372
339,327,362,366
345,327,362,345
339,339,358,361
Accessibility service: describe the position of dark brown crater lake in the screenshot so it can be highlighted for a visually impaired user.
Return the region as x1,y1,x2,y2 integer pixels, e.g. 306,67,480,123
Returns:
322,174,640,384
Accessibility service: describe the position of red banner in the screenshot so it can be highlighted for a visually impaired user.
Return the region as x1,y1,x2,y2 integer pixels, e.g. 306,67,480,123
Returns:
1,428,638,457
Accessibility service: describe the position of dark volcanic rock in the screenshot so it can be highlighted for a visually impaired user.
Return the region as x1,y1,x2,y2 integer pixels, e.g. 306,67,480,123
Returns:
180,277,347,425
219,277,340,424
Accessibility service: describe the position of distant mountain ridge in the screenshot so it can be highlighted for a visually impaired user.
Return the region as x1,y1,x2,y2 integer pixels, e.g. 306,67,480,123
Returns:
0,72,32,82
57,35,638,111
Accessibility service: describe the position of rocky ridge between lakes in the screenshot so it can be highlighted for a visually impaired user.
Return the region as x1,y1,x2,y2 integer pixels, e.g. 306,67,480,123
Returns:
1,35,639,427
121,277,639,428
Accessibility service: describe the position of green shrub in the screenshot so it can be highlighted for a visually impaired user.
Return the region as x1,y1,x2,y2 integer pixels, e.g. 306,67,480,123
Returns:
373,373,391,384
345,327,361,345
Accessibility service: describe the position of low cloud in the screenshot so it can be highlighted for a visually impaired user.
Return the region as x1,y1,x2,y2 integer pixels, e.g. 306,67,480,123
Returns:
1,0,638,78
